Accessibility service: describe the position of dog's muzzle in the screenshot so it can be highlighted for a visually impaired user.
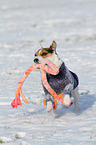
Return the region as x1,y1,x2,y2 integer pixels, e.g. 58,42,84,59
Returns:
34,58,39,63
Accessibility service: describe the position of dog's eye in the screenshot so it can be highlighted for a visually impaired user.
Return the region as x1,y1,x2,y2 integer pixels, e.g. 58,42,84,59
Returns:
41,53,48,56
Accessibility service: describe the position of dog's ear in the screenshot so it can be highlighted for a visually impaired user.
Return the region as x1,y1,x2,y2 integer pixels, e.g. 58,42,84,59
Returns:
50,41,57,51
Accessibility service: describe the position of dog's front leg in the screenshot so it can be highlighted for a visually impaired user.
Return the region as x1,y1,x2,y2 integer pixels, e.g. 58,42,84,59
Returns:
44,94,54,112
46,101,53,112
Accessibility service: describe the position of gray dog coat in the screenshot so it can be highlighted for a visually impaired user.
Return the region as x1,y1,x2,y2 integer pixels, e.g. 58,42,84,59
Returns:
42,62,79,103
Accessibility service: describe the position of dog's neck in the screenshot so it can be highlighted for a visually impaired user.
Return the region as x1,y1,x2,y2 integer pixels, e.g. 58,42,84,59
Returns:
47,53,63,68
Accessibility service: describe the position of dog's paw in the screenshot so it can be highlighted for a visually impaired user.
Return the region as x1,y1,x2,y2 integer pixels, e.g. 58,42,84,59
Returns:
46,101,53,112
63,94,71,106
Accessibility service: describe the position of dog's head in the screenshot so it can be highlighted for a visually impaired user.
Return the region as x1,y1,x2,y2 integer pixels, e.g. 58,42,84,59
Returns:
34,41,57,64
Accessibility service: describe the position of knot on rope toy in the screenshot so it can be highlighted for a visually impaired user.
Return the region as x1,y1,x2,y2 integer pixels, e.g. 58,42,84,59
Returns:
11,60,73,109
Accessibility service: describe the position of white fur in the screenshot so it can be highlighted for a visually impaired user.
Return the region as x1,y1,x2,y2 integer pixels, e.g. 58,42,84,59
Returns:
34,56,44,64
48,53,62,68
63,94,71,106
34,53,62,68
46,101,53,112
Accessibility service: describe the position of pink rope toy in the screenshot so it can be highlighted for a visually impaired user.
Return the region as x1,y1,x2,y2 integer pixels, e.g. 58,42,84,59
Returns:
11,59,73,109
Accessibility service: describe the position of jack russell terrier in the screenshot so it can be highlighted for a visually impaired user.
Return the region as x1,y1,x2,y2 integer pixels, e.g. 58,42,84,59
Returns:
34,41,79,112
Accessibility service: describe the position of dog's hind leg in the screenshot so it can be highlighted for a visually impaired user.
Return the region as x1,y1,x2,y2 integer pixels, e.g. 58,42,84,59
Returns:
72,87,79,111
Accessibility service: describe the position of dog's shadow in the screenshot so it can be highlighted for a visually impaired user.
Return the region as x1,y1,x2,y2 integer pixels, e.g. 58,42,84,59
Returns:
24,92,96,119
54,91,96,119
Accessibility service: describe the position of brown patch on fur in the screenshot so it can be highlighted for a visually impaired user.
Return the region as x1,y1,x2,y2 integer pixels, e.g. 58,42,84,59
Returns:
35,41,57,58
35,49,41,56
50,41,57,51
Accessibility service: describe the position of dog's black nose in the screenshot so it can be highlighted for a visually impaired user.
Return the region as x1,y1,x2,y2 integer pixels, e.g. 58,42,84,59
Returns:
34,58,39,63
